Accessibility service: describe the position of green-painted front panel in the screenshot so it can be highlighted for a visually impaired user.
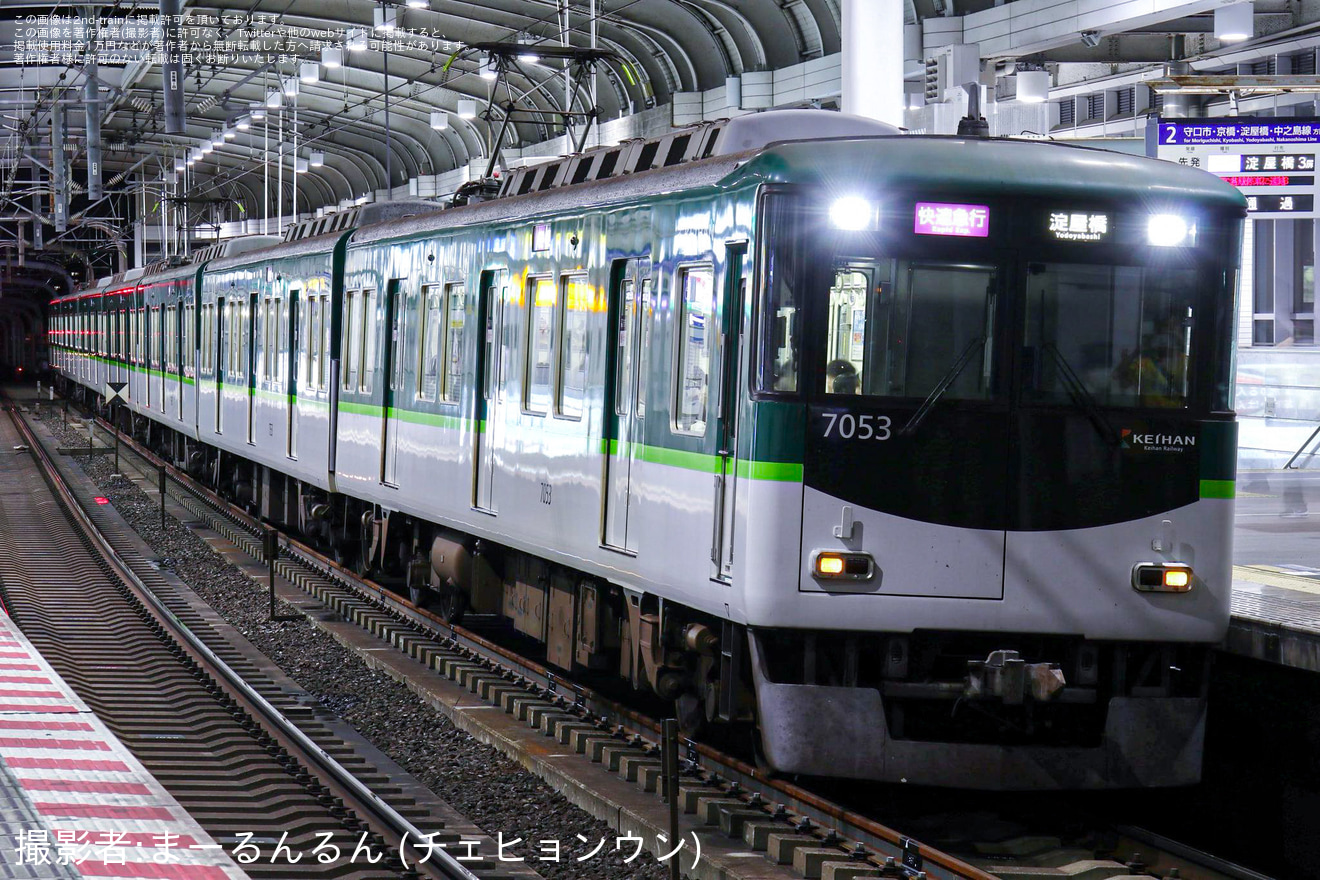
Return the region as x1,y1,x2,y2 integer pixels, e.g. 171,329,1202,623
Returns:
1199,479,1235,499
1199,419,1238,482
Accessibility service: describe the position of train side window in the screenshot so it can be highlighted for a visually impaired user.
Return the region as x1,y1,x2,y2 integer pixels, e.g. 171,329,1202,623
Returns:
674,266,714,436
184,304,194,375
419,285,441,401
557,274,589,419
320,295,331,389
525,276,557,414
276,297,287,385
343,291,359,391
165,306,176,371
756,192,803,395
308,297,321,391
360,289,376,393
615,279,636,416
442,283,466,404
264,298,274,383
200,306,209,374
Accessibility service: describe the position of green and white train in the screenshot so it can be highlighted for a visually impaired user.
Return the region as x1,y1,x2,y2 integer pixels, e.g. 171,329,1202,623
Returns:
51,109,1246,789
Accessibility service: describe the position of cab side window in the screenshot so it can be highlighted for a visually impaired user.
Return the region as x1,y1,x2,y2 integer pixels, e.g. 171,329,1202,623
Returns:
674,266,714,436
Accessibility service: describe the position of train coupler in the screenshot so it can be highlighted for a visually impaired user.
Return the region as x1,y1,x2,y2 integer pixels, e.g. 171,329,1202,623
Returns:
965,650,1067,704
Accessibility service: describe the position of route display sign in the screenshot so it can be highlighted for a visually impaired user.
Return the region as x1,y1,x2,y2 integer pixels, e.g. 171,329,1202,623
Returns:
1156,117,1320,219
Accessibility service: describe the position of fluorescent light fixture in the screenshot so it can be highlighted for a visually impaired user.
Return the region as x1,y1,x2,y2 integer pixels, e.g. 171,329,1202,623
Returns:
1015,69,1050,103
406,0,426,8
282,76,299,97
300,61,320,83
250,103,267,121
355,194,370,205
1148,213,1193,247
322,46,342,68
430,110,449,130
829,196,876,231
174,160,186,172
309,151,324,167
295,158,309,173
236,115,251,131
266,90,283,108
346,28,368,51
1215,2,1253,42
479,53,497,80
374,6,397,31
518,51,539,64
201,138,214,155
457,99,477,119
223,129,236,140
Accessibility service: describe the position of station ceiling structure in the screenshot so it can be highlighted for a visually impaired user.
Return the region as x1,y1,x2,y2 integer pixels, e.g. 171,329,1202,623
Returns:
1,0,1319,337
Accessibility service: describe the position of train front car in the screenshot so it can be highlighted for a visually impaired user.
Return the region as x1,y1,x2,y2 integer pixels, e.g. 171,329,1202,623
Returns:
735,137,1245,789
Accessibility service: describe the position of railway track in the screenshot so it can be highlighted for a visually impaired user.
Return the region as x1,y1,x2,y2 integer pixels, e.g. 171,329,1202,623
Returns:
0,395,538,880
28,389,1271,880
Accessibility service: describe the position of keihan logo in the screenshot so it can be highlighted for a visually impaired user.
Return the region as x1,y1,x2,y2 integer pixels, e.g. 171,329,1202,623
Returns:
1121,428,1196,452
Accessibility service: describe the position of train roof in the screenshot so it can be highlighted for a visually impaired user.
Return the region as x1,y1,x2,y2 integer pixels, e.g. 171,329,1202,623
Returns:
351,149,755,247
723,135,1248,212
352,129,1245,249
204,200,446,274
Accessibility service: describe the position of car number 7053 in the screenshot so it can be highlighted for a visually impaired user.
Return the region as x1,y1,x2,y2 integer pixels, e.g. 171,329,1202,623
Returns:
822,412,891,440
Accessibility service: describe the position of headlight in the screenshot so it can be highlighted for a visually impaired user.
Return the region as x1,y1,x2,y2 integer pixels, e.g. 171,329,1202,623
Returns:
830,196,877,231
1147,214,1194,247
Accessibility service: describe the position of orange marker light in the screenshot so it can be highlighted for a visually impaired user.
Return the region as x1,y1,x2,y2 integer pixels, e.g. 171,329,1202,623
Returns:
816,555,845,576
1164,569,1191,589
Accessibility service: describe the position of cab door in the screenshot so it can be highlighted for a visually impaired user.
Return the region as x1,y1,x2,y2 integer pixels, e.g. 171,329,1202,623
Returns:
800,258,1009,599
603,259,650,551
473,270,509,513
711,244,748,580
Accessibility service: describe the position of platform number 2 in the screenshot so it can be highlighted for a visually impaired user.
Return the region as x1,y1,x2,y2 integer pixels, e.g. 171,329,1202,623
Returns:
822,412,890,441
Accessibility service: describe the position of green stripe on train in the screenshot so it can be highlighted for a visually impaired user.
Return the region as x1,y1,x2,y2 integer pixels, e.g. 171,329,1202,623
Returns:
1199,479,1235,499
602,438,802,482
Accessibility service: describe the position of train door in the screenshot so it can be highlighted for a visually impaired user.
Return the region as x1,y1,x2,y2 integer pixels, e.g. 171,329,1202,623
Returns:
247,293,257,444
711,243,748,580
473,269,509,513
287,290,299,458
381,281,403,485
602,259,650,551
155,304,165,411
144,306,153,409
215,297,226,432
176,305,185,420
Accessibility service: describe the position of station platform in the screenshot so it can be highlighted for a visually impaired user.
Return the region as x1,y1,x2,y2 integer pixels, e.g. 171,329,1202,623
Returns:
0,609,247,879
1229,565,1320,671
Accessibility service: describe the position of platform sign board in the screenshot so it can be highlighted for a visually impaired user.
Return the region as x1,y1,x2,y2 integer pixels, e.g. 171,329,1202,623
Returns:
1156,117,1320,219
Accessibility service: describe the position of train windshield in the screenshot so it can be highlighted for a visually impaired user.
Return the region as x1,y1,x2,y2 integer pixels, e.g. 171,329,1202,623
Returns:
758,189,1239,413
822,261,998,400
1022,263,1196,409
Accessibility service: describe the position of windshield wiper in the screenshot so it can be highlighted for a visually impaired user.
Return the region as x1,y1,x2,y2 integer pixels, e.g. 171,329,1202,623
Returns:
1041,343,1119,447
899,335,986,437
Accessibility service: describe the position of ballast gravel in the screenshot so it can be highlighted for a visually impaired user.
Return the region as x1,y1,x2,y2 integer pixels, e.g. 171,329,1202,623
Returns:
43,411,668,880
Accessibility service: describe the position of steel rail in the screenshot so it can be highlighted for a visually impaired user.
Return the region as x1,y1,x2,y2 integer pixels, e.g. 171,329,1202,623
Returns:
8,401,479,880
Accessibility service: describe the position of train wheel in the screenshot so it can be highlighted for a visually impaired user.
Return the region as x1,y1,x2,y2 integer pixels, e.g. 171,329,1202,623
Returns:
435,583,466,624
